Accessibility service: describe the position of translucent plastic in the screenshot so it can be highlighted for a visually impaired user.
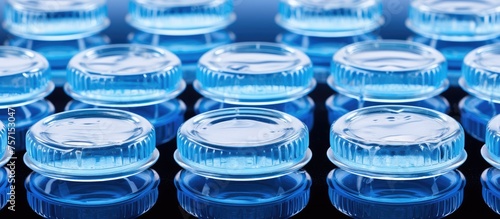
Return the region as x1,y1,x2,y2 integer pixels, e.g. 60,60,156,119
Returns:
407,0,500,41
24,109,158,181
329,105,466,179
481,168,500,215
195,96,315,130
66,99,186,145
329,40,448,102
482,114,500,168
328,168,465,219
65,44,185,107
26,169,159,219
6,34,110,86
0,100,55,151
459,96,500,142
0,168,9,210
4,0,109,40
460,43,500,103
127,0,235,35
0,46,54,108
276,0,383,37
128,30,235,83
175,170,311,219
0,122,8,167
194,42,315,105
175,107,311,180
326,94,450,124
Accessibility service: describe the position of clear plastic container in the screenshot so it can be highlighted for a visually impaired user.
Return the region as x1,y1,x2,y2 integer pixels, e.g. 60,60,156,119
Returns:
482,114,500,168
329,105,466,179
0,122,9,167
481,167,500,215
24,109,158,181
175,107,311,180
459,95,500,142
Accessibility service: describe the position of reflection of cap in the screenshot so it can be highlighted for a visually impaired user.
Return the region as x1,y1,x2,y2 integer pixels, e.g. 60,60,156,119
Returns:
24,108,158,182
276,0,384,37
0,46,53,108
175,107,311,180
481,168,500,214
329,105,466,179
4,0,109,40
127,0,235,35
65,44,185,107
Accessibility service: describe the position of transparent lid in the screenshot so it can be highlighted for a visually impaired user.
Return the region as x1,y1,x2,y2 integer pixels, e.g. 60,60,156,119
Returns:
0,46,54,108
329,40,448,102
276,0,383,37
0,168,8,210
24,109,158,181
4,0,109,41
327,169,465,218
407,0,500,41
329,105,466,180
127,0,235,35
460,43,500,103
481,168,500,214
483,114,500,168
65,44,185,107
194,42,315,105
26,169,159,218
175,169,311,218
175,107,311,180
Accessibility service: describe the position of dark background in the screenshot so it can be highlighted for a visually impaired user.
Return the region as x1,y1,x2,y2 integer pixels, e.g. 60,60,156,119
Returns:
0,0,498,218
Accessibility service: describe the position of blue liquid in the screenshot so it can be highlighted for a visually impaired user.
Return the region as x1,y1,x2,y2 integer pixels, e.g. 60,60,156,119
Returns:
0,168,9,210
481,168,500,215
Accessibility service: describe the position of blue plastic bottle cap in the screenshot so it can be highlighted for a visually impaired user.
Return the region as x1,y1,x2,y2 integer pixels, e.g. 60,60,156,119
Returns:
4,0,109,41
65,44,185,107
328,105,466,179
327,168,465,218
194,42,315,105
482,114,500,168
127,0,235,35
481,168,500,214
175,107,311,180
407,0,500,41
24,109,158,181
329,40,448,102
194,96,315,130
460,43,500,103
0,100,55,151
0,122,10,167
6,34,110,87
128,30,235,83
0,168,9,210
459,96,499,142
0,46,54,108
65,99,186,145
175,170,311,219
26,169,159,218
325,94,450,124
276,0,383,37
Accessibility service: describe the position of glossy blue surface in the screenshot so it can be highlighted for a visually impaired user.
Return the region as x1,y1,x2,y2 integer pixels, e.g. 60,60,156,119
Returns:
0,168,9,211
175,107,311,180
458,96,499,142
329,105,466,179
24,109,158,182
0,122,6,167
482,114,500,168
328,168,465,219
175,170,311,219
26,169,159,219
481,168,500,215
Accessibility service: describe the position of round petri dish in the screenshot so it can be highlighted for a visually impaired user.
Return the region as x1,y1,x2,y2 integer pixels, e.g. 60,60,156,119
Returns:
65,44,186,107
174,107,311,181
3,0,109,41
459,96,500,142
460,43,500,103
276,0,383,37
194,96,315,130
6,34,110,86
325,94,450,124
23,109,158,182
0,168,9,210
65,99,186,145
194,42,315,105
327,168,465,219
482,114,500,168
0,46,54,108
0,100,55,151
407,0,500,41
26,169,159,218
329,40,448,103
175,169,311,219
481,168,500,215
127,0,235,35
328,105,466,180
